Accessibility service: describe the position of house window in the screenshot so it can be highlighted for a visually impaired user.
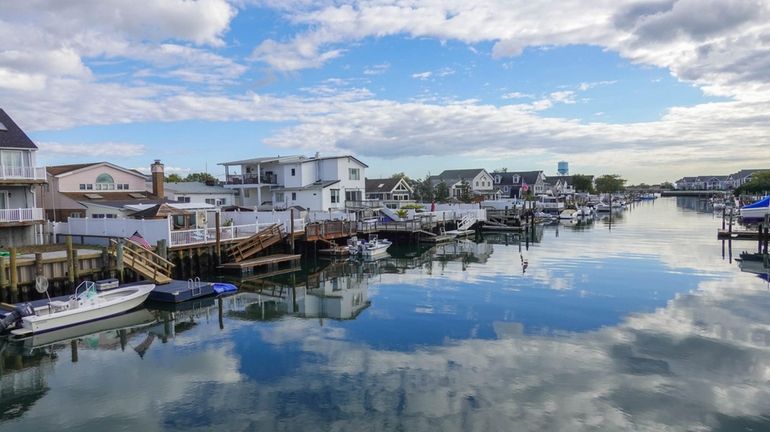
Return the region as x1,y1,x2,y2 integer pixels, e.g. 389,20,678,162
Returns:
86,184,93,190
349,168,360,180
179,197,191,203
275,192,284,202
291,168,296,176
331,189,340,204
244,189,250,198
96,173,114,183
291,192,297,200
513,175,520,183
503,186,509,192
216,198,226,206
106,214,117,219
205,198,215,205
346,190,362,201
117,184,123,190
79,184,86,190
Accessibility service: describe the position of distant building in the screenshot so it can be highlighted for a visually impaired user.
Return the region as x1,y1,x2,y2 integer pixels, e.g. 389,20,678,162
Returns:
0,109,47,246
428,169,499,200
220,154,367,211
365,177,413,202
161,181,236,207
673,170,769,190
492,171,547,197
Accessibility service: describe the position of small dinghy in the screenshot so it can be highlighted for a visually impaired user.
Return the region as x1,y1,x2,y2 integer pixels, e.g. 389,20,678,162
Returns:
1,280,154,336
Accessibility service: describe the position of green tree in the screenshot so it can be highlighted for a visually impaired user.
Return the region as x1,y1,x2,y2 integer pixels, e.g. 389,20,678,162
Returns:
413,175,434,202
571,174,594,193
659,181,674,190
594,174,626,194
458,180,473,203
166,173,182,183
435,181,450,202
391,172,410,182
735,171,770,195
184,172,217,183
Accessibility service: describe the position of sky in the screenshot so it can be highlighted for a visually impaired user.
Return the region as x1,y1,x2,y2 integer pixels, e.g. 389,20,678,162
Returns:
1,0,769,184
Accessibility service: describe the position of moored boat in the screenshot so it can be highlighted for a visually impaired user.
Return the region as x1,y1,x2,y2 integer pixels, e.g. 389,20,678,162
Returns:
1,281,155,336
739,196,770,221
349,235,392,258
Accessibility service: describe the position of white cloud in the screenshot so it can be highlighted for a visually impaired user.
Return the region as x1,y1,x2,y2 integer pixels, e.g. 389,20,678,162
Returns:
38,142,146,157
363,62,390,75
501,92,533,100
412,71,433,80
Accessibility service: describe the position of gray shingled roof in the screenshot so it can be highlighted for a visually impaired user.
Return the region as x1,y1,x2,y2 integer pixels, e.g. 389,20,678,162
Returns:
0,109,37,150
365,177,401,193
164,182,236,195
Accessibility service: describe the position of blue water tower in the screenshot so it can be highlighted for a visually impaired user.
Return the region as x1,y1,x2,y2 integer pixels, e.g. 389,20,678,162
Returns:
557,161,569,176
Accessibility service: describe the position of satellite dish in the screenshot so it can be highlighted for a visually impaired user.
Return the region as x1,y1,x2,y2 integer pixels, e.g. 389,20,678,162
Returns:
35,275,49,294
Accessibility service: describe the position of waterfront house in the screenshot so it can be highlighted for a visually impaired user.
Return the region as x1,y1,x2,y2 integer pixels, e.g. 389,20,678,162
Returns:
365,177,413,202
41,161,159,221
0,109,47,246
492,170,547,198
161,181,237,207
219,154,367,211
728,169,770,188
429,169,498,200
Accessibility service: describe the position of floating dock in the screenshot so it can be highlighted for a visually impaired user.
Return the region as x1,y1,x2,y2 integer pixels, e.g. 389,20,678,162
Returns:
147,279,217,303
717,229,770,240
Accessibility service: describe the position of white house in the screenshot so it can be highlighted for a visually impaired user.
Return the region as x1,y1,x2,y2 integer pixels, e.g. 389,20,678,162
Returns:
162,182,237,207
220,154,367,211
0,109,46,246
429,169,498,200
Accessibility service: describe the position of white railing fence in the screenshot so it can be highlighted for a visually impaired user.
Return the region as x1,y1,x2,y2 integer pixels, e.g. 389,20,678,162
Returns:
0,207,43,222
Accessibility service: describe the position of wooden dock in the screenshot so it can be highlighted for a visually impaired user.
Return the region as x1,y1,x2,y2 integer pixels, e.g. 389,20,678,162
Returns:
717,229,770,240
219,253,302,275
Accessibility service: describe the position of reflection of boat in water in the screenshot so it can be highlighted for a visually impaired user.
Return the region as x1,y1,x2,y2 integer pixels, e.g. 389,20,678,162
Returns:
10,308,158,352
3,281,155,336
736,252,770,280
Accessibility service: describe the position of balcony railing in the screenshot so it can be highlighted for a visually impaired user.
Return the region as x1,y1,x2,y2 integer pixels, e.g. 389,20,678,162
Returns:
0,207,44,223
225,174,278,185
0,166,46,180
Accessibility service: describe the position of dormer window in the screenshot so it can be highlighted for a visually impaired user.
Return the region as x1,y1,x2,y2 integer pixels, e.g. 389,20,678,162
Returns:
512,175,520,184
495,175,501,184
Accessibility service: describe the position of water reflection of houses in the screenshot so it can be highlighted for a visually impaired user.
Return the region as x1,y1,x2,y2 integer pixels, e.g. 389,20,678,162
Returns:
0,347,51,421
237,260,371,321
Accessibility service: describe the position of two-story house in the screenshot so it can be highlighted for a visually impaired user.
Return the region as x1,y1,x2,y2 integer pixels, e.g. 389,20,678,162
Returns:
492,171,547,198
41,160,165,221
429,169,497,200
365,177,413,201
0,109,46,246
220,154,367,211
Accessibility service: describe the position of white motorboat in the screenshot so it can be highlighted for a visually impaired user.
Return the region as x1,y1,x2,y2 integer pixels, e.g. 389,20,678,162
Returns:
595,202,611,212
575,207,593,218
3,281,155,336
559,209,579,220
349,235,392,258
740,196,770,221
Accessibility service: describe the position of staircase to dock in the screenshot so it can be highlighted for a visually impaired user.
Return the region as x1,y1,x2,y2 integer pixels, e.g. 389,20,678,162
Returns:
110,238,175,284
227,223,285,262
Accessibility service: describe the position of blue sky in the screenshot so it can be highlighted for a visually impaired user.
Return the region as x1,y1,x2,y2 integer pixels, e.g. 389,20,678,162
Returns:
2,1,769,183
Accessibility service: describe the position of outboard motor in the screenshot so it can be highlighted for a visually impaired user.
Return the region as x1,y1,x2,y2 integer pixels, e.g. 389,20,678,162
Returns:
0,303,34,333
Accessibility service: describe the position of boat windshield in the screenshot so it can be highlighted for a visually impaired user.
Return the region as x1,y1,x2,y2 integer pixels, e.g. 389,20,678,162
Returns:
74,280,97,300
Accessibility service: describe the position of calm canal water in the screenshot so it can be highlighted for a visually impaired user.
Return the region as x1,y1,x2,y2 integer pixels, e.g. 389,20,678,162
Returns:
2,197,770,431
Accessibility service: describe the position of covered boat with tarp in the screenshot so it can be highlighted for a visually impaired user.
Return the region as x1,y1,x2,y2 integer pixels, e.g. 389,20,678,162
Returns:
739,196,770,221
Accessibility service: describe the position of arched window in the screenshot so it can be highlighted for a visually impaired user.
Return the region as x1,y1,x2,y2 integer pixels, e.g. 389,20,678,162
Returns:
95,173,115,190
96,173,114,183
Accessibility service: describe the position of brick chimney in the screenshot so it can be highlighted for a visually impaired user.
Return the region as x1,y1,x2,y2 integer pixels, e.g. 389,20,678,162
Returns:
151,159,164,198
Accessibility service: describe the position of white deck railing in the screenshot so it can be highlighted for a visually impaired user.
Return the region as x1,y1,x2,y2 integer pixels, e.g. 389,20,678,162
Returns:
0,207,44,223
0,166,45,180
170,223,265,247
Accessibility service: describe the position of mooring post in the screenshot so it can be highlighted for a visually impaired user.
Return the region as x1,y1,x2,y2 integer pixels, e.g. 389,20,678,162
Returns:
214,212,221,266
71,340,78,363
34,252,44,280
9,247,18,296
66,235,75,286
0,256,6,297
116,239,125,283
290,209,295,254
157,239,168,261
72,249,80,281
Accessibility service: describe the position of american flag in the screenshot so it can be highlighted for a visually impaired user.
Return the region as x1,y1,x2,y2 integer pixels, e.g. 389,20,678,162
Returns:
128,231,152,249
